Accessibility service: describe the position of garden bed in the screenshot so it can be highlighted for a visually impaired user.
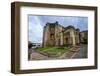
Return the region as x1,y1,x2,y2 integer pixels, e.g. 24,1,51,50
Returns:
34,47,70,58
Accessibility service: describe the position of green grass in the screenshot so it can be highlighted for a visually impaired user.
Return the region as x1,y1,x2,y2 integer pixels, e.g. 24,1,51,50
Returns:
34,47,70,57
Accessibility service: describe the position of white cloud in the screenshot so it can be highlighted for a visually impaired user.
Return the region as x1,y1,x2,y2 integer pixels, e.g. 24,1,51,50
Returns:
28,16,43,43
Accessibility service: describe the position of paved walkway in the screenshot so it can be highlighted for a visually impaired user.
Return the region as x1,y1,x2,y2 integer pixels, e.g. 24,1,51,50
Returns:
59,45,81,59
30,51,49,60
71,44,87,58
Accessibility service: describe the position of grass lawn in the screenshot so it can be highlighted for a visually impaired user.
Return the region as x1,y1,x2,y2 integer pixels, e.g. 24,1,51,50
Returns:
34,47,70,57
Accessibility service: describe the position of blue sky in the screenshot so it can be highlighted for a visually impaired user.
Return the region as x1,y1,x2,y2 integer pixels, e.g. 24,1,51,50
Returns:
28,15,88,43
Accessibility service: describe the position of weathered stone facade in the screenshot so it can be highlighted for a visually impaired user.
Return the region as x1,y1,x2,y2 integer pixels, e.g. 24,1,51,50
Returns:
80,31,88,44
43,21,87,47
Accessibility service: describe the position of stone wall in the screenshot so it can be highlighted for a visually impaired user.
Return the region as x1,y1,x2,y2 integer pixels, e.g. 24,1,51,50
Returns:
43,22,82,47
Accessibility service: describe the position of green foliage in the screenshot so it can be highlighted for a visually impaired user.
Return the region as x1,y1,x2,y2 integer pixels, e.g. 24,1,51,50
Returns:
35,47,70,57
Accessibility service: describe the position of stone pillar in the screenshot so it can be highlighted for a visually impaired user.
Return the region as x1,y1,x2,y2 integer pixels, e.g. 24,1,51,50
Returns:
71,30,76,46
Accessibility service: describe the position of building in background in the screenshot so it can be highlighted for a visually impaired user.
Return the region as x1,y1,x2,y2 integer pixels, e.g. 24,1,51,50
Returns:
32,43,42,48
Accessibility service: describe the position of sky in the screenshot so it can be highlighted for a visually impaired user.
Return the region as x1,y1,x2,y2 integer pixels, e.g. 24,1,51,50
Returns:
28,15,88,43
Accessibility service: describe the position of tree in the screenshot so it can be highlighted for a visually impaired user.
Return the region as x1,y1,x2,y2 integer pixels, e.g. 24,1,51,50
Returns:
28,41,33,49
